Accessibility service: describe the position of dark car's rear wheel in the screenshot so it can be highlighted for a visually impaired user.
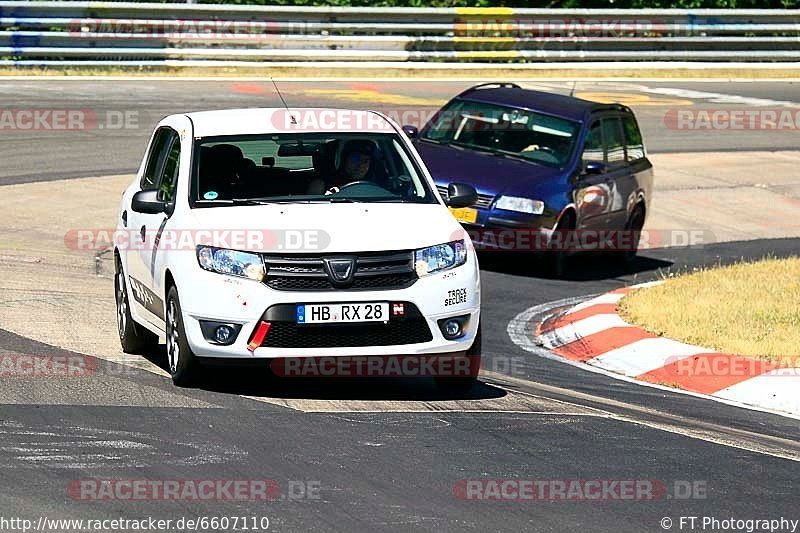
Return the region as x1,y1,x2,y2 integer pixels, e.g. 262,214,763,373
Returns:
115,257,158,354
614,204,645,265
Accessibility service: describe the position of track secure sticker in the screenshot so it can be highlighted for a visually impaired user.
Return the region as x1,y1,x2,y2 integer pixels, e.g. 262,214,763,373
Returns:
203,191,219,200
444,288,467,307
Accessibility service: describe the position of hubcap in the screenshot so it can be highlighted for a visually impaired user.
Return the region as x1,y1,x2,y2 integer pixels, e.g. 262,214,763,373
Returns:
166,299,180,374
115,271,127,340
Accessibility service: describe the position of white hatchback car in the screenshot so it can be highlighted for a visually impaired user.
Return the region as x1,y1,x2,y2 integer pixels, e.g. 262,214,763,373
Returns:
115,108,481,390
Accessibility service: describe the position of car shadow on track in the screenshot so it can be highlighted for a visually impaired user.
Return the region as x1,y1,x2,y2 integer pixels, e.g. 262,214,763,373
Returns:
141,348,506,402
478,251,673,281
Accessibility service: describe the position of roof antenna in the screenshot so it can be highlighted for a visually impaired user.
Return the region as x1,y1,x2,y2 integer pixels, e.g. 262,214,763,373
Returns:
271,77,296,125
569,80,577,97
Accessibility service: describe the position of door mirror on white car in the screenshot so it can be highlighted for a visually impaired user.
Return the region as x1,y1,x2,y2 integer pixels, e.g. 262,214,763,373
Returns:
132,190,169,215
446,182,478,209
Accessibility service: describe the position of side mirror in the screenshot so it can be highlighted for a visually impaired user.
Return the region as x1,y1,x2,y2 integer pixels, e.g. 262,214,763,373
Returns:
583,161,606,175
445,182,478,209
402,125,419,139
131,190,167,214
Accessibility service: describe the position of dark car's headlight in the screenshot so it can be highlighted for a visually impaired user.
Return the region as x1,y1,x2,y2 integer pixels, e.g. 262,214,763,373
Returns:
414,240,467,277
495,196,545,215
197,246,265,281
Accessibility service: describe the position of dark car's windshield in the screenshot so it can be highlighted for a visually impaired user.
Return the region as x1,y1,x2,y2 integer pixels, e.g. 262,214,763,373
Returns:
421,99,580,167
191,132,437,206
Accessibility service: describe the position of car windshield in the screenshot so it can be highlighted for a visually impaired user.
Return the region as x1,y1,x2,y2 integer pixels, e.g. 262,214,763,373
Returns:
421,99,580,167
191,132,437,205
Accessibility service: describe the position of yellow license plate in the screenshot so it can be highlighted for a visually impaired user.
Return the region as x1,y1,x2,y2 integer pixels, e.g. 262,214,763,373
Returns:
448,207,478,224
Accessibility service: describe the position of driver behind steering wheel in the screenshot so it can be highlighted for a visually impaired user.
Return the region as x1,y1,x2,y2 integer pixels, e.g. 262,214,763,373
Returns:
309,139,375,196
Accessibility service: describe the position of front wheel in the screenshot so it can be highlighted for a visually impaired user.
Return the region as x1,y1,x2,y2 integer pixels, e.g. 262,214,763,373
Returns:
435,324,481,394
165,286,199,387
115,260,158,354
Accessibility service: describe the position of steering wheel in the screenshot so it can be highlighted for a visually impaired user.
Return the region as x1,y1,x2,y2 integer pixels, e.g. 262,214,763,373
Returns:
538,146,557,156
337,180,374,191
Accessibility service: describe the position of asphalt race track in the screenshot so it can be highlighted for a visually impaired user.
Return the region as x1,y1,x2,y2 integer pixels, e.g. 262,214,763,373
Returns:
0,79,799,532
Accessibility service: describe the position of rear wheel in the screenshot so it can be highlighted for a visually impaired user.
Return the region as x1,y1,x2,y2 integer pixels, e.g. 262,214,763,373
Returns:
614,204,645,265
165,285,199,387
115,258,158,354
435,324,481,394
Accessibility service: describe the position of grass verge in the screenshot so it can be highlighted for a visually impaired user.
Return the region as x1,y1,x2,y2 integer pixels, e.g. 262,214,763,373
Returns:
618,257,800,364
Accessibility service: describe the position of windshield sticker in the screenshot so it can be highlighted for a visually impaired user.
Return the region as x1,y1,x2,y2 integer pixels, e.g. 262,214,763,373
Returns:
203,191,219,200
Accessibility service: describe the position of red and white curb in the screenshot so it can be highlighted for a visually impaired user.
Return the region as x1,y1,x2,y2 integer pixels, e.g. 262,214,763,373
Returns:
508,283,800,418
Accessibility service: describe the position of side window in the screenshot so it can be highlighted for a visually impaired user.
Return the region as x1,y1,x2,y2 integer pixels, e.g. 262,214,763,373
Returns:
602,117,626,166
582,121,604,163
622,114,645,161
157,137,181,202
140,128,172,191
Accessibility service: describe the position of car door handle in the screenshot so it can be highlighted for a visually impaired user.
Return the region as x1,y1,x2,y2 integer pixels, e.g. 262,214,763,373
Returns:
121,210,127,227
140,225,146,242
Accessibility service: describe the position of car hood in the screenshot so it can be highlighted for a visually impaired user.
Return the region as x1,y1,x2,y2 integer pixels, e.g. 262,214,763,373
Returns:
415,140,565,195
181,202,465,254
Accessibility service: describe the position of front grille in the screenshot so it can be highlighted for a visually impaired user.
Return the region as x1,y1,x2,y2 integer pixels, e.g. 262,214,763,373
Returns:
262,251,417,291
261,320,433,348
437,185,494,209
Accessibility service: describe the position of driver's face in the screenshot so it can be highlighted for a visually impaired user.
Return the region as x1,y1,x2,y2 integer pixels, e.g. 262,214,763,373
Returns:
344,151,371,180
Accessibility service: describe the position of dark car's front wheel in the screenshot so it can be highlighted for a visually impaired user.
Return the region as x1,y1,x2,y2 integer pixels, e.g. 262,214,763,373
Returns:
545,212,574,278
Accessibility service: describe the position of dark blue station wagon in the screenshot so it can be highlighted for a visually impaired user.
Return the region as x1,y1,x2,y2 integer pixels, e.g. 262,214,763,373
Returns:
404,82,654,273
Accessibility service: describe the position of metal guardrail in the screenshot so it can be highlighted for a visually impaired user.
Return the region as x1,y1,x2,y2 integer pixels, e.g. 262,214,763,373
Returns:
0,1,798,65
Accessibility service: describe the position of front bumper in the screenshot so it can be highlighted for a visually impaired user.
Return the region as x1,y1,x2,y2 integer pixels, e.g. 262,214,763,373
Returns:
176,255,480,359
460,214,557,253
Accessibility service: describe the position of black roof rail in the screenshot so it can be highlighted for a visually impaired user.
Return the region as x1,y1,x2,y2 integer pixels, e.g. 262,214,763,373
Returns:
458,82,521,96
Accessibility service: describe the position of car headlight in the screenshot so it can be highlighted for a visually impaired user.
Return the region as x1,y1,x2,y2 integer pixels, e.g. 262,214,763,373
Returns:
414,240,467,277
197,246,265,281
495,196,545,215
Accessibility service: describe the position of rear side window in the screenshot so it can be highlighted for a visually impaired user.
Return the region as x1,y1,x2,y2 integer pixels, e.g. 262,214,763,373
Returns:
140,128,173,190
622,114,645,161
602,117,626,165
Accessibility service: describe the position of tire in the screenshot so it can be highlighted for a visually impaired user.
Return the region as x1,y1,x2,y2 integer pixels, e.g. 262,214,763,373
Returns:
545,213,574,278
165,285,199,387
613,204,645,265
435,323,481,393
115,258,158,354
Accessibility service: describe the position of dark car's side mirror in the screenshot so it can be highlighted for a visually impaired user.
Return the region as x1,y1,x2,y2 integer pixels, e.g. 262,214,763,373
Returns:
445,182,478,209
132,190,169,215
402,125,419,139
583,161,606,175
